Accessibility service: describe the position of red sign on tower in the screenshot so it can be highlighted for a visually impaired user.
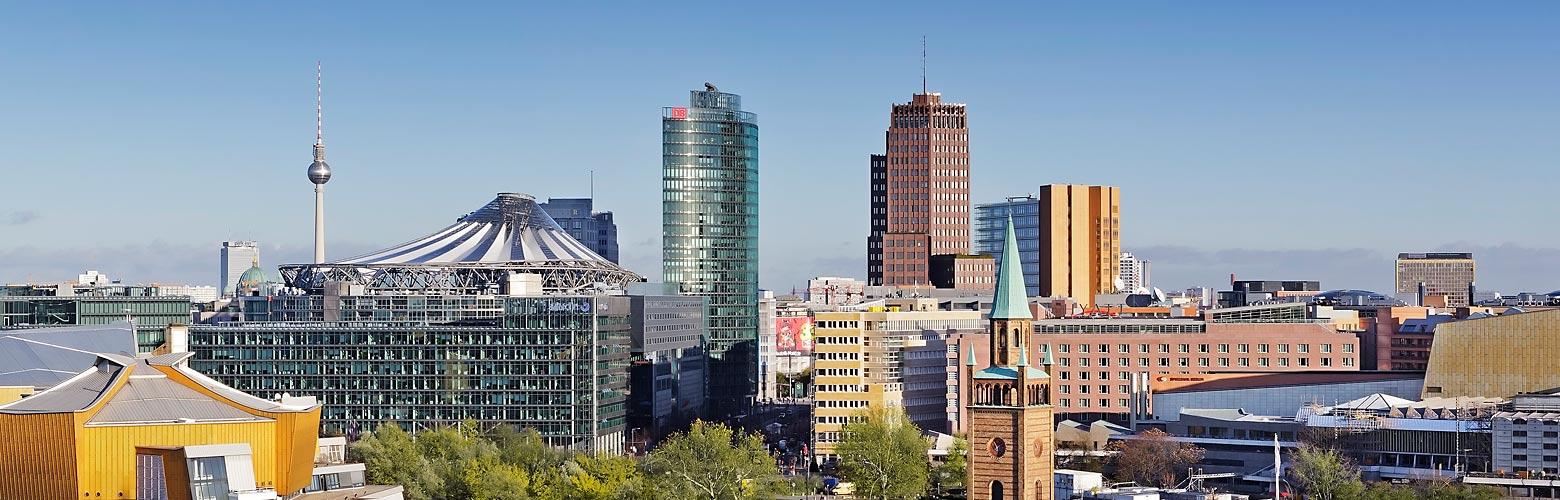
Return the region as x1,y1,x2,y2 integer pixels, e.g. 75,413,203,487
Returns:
670,107,689,120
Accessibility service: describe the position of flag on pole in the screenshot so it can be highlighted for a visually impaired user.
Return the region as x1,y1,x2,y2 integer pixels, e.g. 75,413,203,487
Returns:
1273,434,1282,499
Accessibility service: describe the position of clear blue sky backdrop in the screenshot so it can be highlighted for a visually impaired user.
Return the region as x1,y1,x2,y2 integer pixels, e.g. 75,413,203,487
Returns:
4,2,1560,293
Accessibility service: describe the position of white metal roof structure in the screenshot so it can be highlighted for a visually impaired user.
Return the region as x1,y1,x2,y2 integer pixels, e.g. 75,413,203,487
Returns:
280,192,642,294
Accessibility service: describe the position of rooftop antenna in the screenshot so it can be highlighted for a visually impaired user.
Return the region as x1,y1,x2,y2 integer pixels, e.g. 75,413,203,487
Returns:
921,35,927,94
590,169,595,200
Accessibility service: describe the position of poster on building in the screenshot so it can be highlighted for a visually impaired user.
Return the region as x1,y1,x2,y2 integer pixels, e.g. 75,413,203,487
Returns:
775,317,815,352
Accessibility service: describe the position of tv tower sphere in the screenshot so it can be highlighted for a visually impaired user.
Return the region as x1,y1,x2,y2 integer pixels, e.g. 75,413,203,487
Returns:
308,145,331,185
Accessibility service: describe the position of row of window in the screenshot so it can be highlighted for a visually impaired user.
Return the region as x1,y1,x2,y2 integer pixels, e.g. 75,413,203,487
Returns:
1055,342,1348,354
1055,356,1346,368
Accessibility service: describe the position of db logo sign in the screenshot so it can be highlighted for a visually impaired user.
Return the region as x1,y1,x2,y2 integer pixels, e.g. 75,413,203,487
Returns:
670,107,689,120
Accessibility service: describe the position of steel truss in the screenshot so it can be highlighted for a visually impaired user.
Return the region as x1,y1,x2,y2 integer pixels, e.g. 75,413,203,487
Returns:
279,260,642,295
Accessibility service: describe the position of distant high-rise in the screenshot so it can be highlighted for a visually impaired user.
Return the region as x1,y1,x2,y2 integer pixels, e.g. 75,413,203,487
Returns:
220,241,259,297
1395,253,1475,307
539,198,620,264
867,92,971,287
975,196,1041,297
1038,185,1120,306
1118,252,1150,294
662,85,759,412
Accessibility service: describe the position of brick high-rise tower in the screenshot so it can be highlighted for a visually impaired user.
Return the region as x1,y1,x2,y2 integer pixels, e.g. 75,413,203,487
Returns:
868,92,971,286
966,215,1054,500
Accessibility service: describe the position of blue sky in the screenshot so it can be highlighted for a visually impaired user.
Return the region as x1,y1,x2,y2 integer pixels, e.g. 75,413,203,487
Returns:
3,2,1560,293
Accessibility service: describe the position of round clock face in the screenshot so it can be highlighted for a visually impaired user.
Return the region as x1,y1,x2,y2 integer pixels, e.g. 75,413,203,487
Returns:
988,438,1007,458
1034,438,1048,457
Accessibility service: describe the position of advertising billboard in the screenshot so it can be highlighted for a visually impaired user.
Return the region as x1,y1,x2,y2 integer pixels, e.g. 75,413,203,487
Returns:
775,317,814,352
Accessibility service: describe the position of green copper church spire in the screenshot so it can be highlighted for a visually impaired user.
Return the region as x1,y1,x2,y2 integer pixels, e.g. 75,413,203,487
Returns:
990,214,1033,320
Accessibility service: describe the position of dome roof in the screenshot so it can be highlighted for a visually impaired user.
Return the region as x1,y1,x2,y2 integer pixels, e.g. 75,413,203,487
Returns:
236,263,273,292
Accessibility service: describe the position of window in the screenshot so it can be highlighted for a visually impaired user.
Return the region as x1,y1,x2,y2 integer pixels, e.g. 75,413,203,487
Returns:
1099,357,1110,367
1119,372,1131,380
1238,344,1250,353
1321,344,1332,353
1321,358,1332,367
1139,344,1150,353
1178,358,1189,367
1278,344,1290,354
1059,344,1070,353
1218,358,1230,367
1298,344,1310,354
1100,398,1110,408
1079,344,1090,353
1139,358,1150,367
1343,344,1355,353
1258,344,1270,354
1299,358,1310,367
189,457,231,500
1158,344,1169,353
1119,344,1131,353
1060,398,1070,407
1118,385,1130,393
1278,358,1290,367
1218,344,1230,353
1515,443,1529,449
1344,358,1355,366
1198,358,1209,367
1158,358,1169,367
1258,358,1270,367
1239,358,1250,367
1178,344,1190,353
1099,344,1109,353
1198,344,1210,353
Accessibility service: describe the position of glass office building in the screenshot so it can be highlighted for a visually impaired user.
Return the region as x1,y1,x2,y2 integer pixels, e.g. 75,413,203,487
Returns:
1,286,194,353
974,198,1042,297
188,295,632,452
662,87,759,412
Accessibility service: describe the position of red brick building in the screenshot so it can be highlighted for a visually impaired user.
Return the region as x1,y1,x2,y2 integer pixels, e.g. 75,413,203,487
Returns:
868,92,971,287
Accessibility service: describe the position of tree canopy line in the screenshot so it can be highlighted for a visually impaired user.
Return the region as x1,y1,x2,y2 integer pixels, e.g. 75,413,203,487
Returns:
350,407,961,500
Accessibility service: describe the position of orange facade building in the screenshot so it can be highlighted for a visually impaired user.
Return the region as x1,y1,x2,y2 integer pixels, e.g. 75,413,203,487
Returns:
1038,185,1120,307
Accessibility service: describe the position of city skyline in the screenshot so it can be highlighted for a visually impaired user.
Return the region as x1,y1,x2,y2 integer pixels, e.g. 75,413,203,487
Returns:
6,3,1560,294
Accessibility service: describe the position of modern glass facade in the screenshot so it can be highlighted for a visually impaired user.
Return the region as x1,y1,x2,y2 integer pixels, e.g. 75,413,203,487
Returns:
662,89,759,413
188,295,631,452
0,293,193,353
974,198,1041,297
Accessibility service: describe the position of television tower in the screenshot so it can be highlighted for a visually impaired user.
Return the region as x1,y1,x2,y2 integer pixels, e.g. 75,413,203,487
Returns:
307,61,332,264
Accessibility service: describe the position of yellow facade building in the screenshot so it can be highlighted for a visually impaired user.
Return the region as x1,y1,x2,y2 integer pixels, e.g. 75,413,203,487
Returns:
1422,308,1560,399
1038,184,1120,307
810,299,984,458
0,352,321,500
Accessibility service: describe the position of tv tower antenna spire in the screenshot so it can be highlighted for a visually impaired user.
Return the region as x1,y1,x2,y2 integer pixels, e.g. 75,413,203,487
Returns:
316,61,323,145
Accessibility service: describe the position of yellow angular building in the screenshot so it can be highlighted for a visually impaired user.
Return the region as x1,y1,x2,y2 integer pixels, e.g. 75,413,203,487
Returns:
0,351,321,500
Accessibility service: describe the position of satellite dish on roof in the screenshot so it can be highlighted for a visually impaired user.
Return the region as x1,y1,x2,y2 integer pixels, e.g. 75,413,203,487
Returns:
1153,287,1167,303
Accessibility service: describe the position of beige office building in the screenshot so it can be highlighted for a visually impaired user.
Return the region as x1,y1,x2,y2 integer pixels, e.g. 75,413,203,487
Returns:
1039,184,1121,307
810,299,984,459
1394,252,1475,307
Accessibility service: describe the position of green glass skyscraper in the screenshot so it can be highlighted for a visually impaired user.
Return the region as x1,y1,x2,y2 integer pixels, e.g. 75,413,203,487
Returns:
662,85,759,413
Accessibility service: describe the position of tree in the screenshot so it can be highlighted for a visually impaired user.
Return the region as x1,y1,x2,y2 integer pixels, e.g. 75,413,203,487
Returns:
1361,481,1418,500
934,436,968,491
349,423,442,500
566,454,642,500
1289,445,1365,500
1107,429,1205,488
835,407,931,500
461,456,530,500
643,420,778,500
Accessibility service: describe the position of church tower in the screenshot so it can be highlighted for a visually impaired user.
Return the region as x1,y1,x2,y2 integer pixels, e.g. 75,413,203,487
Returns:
966,215,1054,500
